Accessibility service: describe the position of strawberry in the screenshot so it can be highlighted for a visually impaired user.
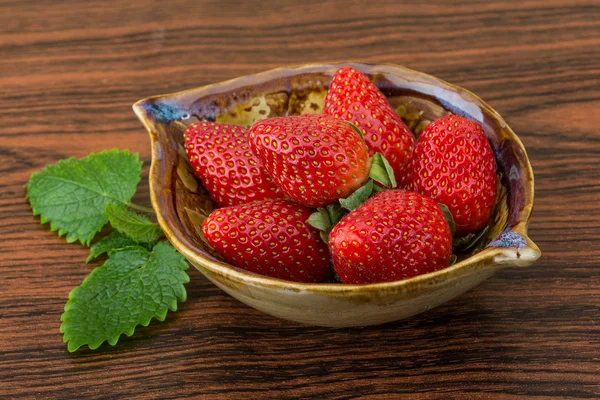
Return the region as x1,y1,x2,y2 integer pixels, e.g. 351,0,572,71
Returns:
248,114,370,208
184,121,284,207
202,199,331,283
407,115,497,236
324,67,416,185
329,190,452,284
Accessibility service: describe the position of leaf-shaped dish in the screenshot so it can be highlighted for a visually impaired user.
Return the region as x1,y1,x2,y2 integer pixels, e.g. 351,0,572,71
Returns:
133,63,540,327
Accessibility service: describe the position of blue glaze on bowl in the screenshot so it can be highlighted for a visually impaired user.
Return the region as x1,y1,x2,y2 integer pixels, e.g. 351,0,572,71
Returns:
487,228,527,248
142,99,188,124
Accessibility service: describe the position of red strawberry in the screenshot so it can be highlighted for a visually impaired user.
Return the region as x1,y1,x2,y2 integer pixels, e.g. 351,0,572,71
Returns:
407,114,497,236
329,190,452,284
324,67,416,185
248,114,370,208
184,121,284,207
202,199,331,283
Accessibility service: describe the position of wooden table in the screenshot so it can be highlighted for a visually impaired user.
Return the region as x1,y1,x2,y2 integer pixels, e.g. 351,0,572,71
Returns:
2,1,599,398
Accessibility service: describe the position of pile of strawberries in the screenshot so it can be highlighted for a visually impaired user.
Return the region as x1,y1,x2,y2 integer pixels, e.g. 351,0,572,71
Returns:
185,67,497,284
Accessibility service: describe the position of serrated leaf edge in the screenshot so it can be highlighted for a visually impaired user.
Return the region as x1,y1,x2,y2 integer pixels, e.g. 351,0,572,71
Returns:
25,149,143,246
60,243,189,352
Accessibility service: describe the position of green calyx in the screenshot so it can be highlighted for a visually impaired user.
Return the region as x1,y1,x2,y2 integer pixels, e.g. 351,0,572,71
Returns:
307,179,376,243
368,153,397,189
438,203,456,236
449,254,457,266
346,122,364,138
307,154,399,243
437,203,490,251
307,204,345,243
453,226,490,251
339,179,374,211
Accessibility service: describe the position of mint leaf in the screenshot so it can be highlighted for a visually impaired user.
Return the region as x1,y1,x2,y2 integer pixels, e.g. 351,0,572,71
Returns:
25,150,142,245
105,203,163,243
61,242,189,352
86,231,154,263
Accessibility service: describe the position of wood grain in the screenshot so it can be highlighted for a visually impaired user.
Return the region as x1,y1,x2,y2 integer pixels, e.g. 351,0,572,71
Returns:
1,0,599,398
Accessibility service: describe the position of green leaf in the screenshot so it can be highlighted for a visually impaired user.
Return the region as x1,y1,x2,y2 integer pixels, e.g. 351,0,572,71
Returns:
326,204,344,226
319,231,329,244
306,208,331,232
105,203,163,243
449,255,457,266
346,122,364,138
307,205,346,244
453,226,489,251
380,155,397,189
87,231,154,263
339,180,374,211
61,242,189,352
438,203,456,236
368,153,397,189
25,150,142,245
372,184,384,193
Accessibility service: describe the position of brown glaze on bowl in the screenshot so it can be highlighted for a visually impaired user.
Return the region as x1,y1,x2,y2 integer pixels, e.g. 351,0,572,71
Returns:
133,63,541,327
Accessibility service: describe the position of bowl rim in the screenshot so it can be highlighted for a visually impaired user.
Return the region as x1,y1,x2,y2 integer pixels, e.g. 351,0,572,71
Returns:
133,62,541,294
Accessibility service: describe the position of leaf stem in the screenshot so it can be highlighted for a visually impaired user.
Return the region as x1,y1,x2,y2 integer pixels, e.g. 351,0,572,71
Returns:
128,203,155,215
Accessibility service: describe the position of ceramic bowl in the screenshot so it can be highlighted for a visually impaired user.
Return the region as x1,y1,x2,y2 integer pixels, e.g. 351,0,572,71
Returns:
133,62,540,327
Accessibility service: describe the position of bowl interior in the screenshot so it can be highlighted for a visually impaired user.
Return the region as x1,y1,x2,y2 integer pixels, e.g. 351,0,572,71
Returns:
134,62,536,288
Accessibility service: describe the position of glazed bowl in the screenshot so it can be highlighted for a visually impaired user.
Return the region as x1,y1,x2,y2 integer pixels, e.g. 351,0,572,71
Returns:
133,63,540,327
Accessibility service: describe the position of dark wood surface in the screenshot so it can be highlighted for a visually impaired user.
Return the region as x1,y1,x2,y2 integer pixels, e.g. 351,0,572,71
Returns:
2,0,599,398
